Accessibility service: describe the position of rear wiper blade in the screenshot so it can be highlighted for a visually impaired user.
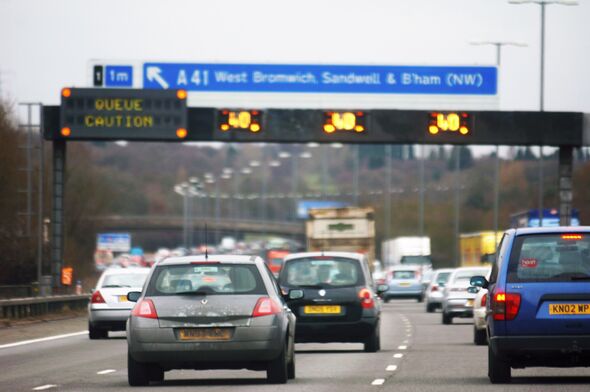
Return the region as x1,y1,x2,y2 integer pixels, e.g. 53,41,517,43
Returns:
570,276,590,281
297,284,331,289
174,290,210,296
102,284,126,288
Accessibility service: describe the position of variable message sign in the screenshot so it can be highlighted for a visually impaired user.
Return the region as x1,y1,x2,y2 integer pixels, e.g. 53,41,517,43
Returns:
58,88,188,140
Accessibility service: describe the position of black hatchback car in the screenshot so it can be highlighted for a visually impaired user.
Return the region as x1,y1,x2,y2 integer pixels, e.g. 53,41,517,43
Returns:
278,252,387,352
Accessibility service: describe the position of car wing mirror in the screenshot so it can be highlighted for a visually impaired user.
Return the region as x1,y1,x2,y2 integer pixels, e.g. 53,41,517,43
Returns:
467,286,480,294
470,276,489,289
127,291,141,302
376,284,389,294
288,289,304,300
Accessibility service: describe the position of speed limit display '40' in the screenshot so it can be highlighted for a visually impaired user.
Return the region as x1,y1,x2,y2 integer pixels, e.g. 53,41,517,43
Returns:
428,112,471,136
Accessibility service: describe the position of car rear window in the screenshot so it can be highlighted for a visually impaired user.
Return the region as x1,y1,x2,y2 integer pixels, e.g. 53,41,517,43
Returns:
436,272,451,284
280,257,364,288
507,234,590,283
452,269,489,284
145,263,266,296
392,270,416,279
102,272,148,288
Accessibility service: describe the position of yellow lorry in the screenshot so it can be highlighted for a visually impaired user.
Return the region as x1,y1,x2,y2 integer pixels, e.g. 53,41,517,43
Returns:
460,231,503,267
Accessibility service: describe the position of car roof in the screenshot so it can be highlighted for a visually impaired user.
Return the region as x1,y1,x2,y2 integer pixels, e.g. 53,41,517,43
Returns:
512,226,590,236
157,254,260,266
101,267,150,275
450,266,491,274
283,251,365,262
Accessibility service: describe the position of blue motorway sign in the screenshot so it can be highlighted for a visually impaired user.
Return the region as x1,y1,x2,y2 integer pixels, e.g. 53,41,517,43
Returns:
105,65,133,87
297,200,350,219
143,63,497,95
97,233,131,252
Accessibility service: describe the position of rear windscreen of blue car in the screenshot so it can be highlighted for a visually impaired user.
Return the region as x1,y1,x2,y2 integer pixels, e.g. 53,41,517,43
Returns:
392,271,416,279
507,234,590,283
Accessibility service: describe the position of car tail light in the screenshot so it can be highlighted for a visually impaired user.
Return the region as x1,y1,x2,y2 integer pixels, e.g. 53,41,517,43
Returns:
492,291,520,321
252,297,282,317
131,299,158,319
481,293,487,307
358,288,375,309
431,285,439,292
91,290,106,304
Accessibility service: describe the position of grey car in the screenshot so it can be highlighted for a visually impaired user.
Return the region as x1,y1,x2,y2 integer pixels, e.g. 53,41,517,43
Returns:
126,255,297,386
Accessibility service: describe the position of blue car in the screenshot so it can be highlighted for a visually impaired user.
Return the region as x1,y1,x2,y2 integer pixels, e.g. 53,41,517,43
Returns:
471,227,590,383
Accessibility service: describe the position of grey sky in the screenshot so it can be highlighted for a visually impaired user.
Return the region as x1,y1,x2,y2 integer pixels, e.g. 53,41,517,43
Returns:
1,0,589,113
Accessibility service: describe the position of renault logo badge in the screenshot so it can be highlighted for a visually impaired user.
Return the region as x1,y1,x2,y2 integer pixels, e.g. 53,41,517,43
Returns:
201,298,208,305
318,289,326,297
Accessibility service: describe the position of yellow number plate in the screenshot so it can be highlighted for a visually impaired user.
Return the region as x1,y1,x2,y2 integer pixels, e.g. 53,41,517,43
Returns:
398,282,411,287
549,303,590,315
466,300,474,307
178,328,233,341
118,295,128,302
304,305,342,314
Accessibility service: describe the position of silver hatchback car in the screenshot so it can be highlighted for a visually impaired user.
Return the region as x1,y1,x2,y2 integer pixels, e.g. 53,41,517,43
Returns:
126,255,296,386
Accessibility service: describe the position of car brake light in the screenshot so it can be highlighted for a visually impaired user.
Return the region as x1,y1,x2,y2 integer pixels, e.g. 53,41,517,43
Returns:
358,288,375,309
481,293,487,307
431,285,439,292
91,290,106,304
562,234,583,240
492,291,520,321
131,299,158,319
252,297,282,317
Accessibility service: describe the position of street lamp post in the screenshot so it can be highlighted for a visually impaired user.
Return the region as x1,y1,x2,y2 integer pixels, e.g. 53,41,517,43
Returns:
174,179,202,250
508,0,578,227
469,40,526,239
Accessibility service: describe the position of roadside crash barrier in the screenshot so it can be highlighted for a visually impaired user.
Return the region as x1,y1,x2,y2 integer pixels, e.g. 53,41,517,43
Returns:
0,294,90,320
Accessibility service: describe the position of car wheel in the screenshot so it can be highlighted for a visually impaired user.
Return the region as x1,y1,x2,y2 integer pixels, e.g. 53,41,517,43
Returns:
267,341,288,384
148,365,164,383
383,297,390,303
287,339,295,380
364,323,380,353
88,322,108,339
474,326,487,346
417,296,424,303
426,303,435,313
128,351,150,386
442,311,452,325
488,344,511,383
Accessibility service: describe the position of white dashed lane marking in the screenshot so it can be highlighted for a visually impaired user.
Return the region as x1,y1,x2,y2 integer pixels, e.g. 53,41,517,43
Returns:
386,365,398,371
32,385,57,391
393,353,404,358
96,369,116,375
398,345,407,350
371,378,385,386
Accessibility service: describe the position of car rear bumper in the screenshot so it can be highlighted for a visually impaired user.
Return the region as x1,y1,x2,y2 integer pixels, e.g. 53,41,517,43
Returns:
490,335,590,367
444,298,474,318
384,291,422,299
128,324,284,366
295,317,378,343
89,309,131,330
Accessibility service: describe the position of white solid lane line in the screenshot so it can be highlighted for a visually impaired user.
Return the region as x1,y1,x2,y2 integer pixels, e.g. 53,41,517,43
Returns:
32,385,57,391
0,331,88,350
97,369,116,375
386,365,398,371
371,379,385,386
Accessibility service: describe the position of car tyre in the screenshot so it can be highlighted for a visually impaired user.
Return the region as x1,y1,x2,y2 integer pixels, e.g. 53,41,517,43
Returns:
383,296,390,304
364,323,380,352
442,311,452,325
267,341,288,384
488,344,511,383
417,296,424,303
88,322,108,339
128,351,150,387
426,302,436,313
474,326,487,346
148,366,164,383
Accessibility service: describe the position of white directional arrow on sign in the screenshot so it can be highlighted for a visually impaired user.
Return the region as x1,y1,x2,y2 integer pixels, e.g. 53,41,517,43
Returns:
146,66,169,89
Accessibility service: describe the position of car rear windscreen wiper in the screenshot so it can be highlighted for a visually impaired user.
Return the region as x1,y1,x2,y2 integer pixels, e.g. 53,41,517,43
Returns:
174,290,211,296
102,284,130,288
570,276,590,281
297,284,332,289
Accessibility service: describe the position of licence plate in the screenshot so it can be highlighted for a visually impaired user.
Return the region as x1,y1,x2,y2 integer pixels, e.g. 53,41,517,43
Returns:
549,303,590,315
178,328,233,341
466,299,474,307
304,305,342,314
118,295,128,302
398,282,411,287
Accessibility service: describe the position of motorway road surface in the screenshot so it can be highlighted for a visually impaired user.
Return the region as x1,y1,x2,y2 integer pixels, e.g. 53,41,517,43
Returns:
1,301,589,391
